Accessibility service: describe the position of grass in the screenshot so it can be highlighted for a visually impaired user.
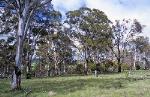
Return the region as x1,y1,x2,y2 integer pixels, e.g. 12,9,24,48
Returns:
0,70,150,97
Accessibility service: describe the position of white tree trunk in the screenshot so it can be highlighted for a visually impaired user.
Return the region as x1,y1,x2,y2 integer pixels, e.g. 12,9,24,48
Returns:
63,65,66,74
11,71,17,89
11,17,25,90
94,70,98,77
143,52,146,68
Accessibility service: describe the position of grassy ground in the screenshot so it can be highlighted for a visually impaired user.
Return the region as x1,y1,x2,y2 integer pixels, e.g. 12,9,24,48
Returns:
0,70,150,97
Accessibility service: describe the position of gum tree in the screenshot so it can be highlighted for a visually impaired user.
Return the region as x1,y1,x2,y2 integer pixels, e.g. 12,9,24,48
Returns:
0,0,52,90
111,19,143,72
65,7,112,75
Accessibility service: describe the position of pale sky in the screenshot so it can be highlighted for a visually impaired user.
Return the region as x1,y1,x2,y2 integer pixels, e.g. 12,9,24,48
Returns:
52,0,150,38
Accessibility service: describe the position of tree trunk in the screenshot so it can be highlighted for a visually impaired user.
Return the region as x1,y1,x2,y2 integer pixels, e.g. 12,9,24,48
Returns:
84,59,88,75
117,58,121,73
48,64,51,77
117,39,121,73
133,48,137,70
11,66,21,90
53,50,58,76
84,46,88,75
11,17,24,90
26,58,32,79
143,52,146,69
63,64,66,74
11,40,23,90
26,29,32,79
54,62,58,76
117,49,121,72
95,70,98,77
52,40,58,76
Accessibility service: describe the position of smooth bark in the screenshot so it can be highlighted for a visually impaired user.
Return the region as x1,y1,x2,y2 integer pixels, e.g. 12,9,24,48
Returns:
11,16,24,90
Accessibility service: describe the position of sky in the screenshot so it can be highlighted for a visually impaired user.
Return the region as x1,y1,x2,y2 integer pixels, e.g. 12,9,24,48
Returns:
52,0,150,38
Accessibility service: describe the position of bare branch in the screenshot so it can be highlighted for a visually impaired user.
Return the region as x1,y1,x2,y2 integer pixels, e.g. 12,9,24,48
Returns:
15,0,21,9
23,9,35,40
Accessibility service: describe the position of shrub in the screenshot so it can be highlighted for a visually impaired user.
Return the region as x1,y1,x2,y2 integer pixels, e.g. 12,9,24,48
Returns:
100,60,114,72
136,65,141,70
26,72,32,79
122,63,130,70
135,61,143,70
76,64,84,74
67,65,76,74
88,62,96,71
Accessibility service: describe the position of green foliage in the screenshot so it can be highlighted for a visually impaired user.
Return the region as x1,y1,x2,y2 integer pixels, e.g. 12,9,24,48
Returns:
67,65,76,74
88,60,122,73
26,73,32,79
0,39,15,67
76,64,84,74
136,65,141,70
88,62,96,71
122,63,130,70
100,60,114,72
112,19,143,72
135,61,145,70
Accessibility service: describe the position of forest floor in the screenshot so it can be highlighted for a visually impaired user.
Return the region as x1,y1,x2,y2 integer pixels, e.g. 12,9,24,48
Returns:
0,70,150,97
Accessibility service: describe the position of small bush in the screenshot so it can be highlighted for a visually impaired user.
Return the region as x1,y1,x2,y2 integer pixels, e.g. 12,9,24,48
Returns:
100,60,115,72
76,64,84,74
88,62,96,71
26,73,32,79
136,65,141,70
135,61,143,70
122,63,130,70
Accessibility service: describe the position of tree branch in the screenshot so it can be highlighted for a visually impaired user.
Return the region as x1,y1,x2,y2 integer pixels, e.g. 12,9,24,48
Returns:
36,0,52,9
16,0,20,7
23,9,34,40
29,0,38,8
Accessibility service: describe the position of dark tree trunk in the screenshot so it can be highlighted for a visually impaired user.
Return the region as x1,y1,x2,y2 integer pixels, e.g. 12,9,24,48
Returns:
48,64,51,77
117,58,121,73
26,29,32,79
117,39,121,73
84,46,88,75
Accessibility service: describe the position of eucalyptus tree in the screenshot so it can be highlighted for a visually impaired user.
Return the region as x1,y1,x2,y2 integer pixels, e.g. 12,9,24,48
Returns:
23,3,57,78
0,2,16,77
48,24,74,76
0,38,15,77
65,7,112,75
33,9,74,76
111,19,143,72
132,36,149,69
35,27,74,76
0,0,52,90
